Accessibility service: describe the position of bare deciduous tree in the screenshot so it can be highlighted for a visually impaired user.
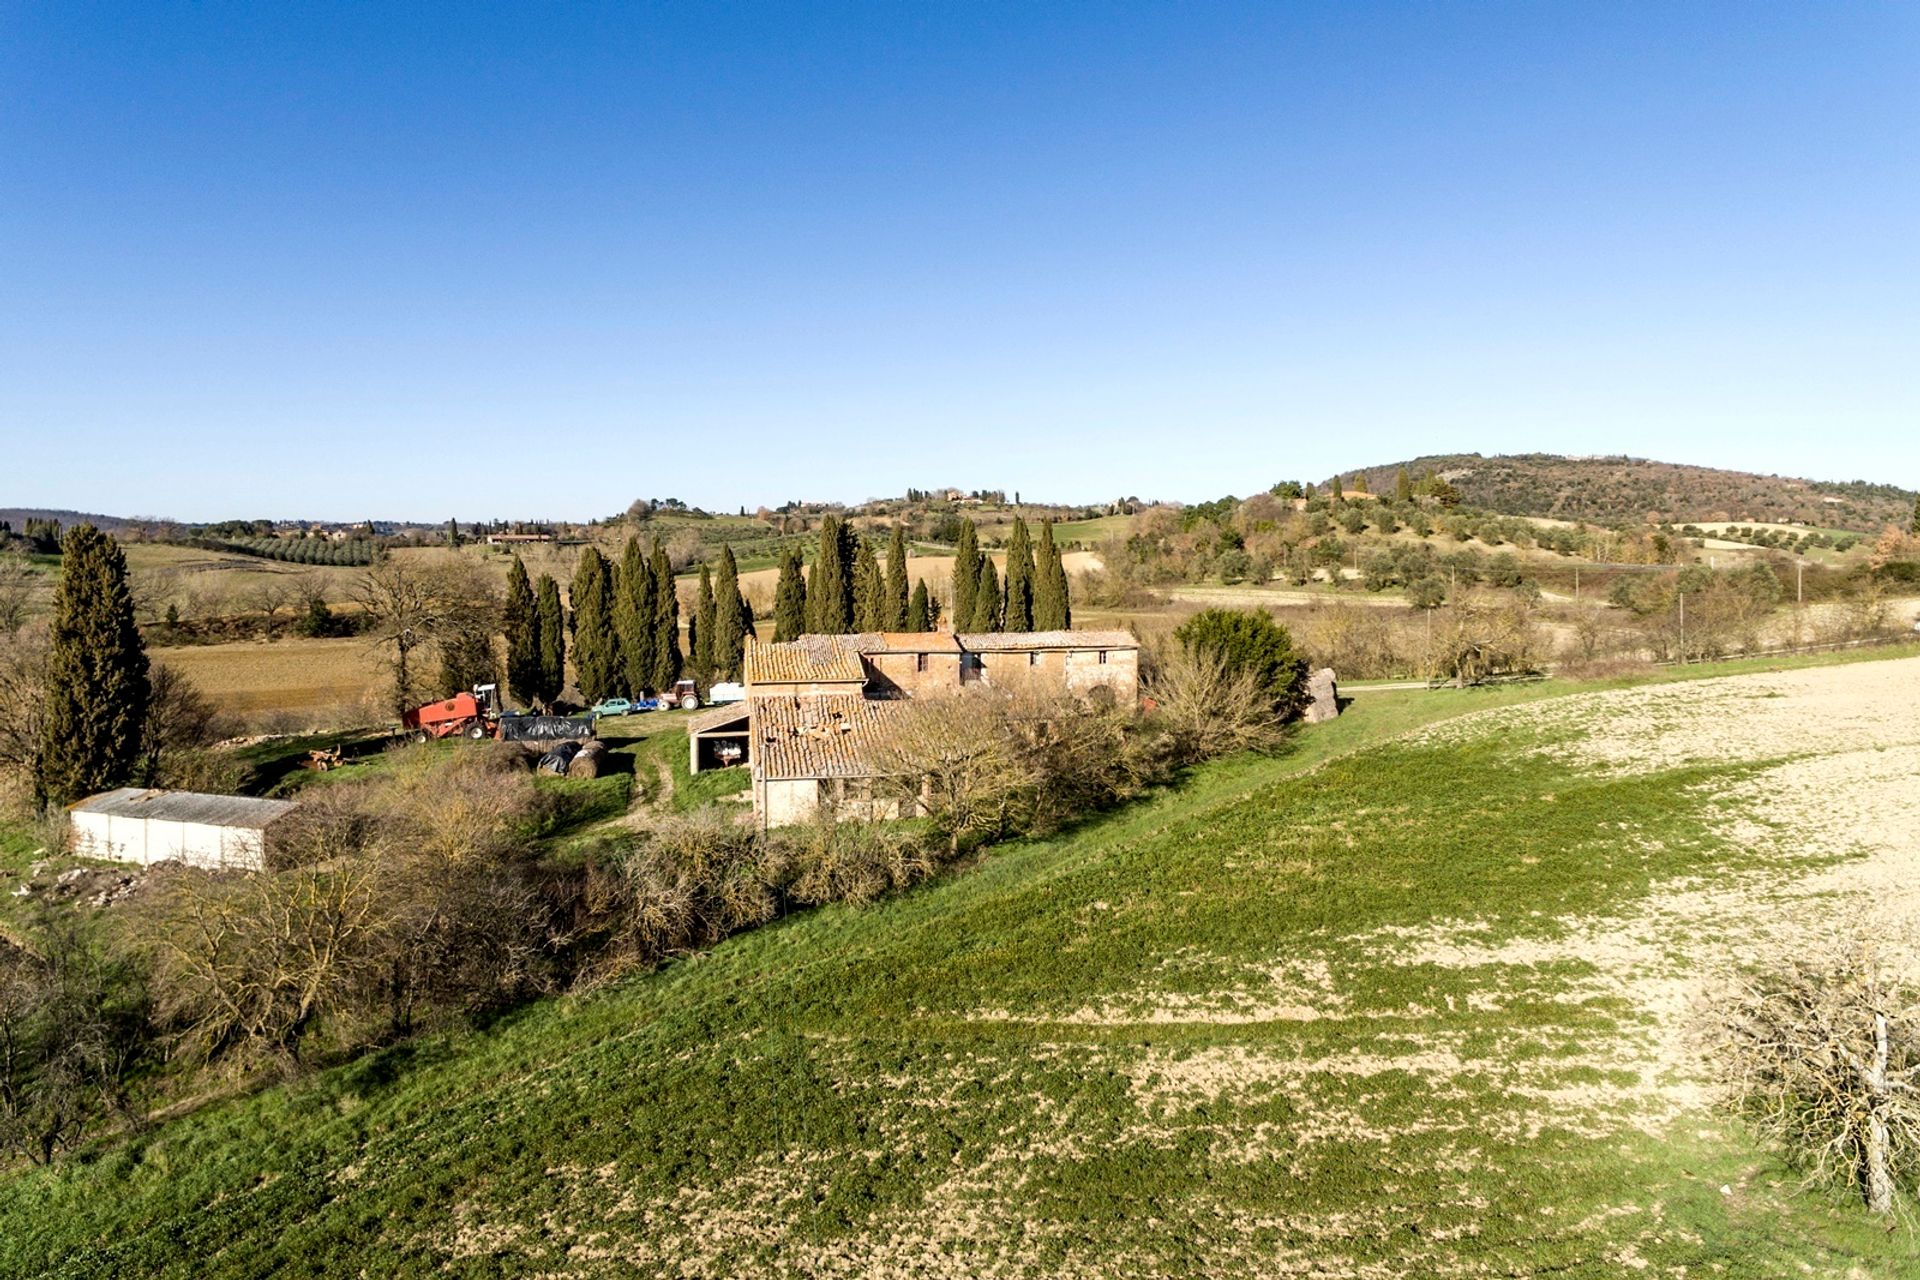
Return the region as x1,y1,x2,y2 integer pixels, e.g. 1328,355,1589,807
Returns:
1144,645,1286,765
1706,937,1919,1216
0,625,50,778
0,554,35,636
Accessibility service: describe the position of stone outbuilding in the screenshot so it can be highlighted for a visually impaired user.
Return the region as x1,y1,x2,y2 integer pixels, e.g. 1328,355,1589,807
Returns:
68,788,298,871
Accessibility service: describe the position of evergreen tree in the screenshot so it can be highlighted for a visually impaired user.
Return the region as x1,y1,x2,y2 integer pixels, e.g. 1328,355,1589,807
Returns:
884,523,909,630
503,556,541,708
615,537,655,695
907,578,931,632
36,525,149,806
713,545,748,681
1003,517,1035,632
1331,474,1345,503
808,515,853,633
446,518,462,548
773,545,807,641
570,547,620,702
535,575,566,705
1911,493,1920,536
967,557,1003,632
1395,467,1414,503
952,518,981,633
692,564,716,687
1033,519,1071,630
649,539,681,691
853,539,885,631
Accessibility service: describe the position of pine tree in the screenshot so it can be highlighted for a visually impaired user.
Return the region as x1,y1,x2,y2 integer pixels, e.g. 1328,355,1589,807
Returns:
1395,467,1414,503
952,518,981,633
1033,519,1071,630
504,556,541,708
884,523,909,630
692,564,716,686
853,539,885,632
535,575,566,705
808,515,853,633
967,557,1003,632
614,537,655,695
570,547,620,702
1003,517,1035,632
649,539,680,691
36,525,149,805
713,545,748,681
907,578,931,631
773,546,807,641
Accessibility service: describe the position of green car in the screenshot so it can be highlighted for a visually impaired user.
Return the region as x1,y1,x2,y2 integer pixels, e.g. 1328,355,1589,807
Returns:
589,697,641,717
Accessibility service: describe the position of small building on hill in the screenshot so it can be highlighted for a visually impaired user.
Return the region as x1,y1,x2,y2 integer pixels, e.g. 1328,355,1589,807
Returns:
68,788,297,871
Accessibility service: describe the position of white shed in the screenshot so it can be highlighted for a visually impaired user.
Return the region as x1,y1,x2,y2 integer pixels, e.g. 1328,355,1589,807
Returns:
68,788,298,871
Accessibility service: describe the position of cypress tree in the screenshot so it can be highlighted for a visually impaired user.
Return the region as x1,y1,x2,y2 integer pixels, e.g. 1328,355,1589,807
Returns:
649,539,680,691
713,545,748,681
692,564,716,686
853,539,885,632
808,515,853,634
615,537,654,695
36,525,149,806
907,578,931,632
1911,494,1920,536
1033,519,1071,630
967,557,1002,632
884,523,909,630
1003,517,1035,632
571,547,619,702
773,545,807,641
535,574,566,705
504,556,541,708
952,518,981,634
1395,467,1414,503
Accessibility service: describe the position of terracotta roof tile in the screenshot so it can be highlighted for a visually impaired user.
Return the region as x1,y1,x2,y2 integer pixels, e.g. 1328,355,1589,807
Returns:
751,694,904,780
743,636,868,687
956,630,1138,652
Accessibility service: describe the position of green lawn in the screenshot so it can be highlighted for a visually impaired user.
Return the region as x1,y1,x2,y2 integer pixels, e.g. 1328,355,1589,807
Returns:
0,653,1913,1275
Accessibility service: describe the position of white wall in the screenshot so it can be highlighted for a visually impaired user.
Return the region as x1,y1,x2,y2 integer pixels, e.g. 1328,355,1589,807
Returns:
70,812,268,871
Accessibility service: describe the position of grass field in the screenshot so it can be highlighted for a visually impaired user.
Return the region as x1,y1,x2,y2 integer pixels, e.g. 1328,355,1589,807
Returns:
2,651,1916,1275
148,636,382,718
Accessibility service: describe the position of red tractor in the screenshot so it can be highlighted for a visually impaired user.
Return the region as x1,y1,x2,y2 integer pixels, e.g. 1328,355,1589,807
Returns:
402,690,496,741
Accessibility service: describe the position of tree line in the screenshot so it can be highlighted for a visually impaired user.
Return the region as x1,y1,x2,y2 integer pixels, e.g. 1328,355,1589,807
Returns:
767,515,1070,641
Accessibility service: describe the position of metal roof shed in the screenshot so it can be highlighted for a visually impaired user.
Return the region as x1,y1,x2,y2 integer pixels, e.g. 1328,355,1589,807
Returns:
69,788,298,872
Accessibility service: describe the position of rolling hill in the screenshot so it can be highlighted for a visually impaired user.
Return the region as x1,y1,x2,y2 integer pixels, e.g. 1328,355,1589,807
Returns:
1338,453,1914,530
2,651,1917,1277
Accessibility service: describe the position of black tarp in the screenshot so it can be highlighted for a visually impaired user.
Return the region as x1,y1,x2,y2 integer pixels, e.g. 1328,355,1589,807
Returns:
537,741,583,775
500,714,597,742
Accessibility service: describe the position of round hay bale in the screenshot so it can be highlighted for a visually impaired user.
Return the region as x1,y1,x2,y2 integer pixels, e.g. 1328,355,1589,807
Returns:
567,740,609,779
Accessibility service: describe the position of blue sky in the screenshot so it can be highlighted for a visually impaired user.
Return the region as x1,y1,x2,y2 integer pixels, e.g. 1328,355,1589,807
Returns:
2,2,1915,521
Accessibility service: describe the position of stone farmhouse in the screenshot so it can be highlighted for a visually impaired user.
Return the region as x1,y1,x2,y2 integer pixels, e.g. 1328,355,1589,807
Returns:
688,629,1139,829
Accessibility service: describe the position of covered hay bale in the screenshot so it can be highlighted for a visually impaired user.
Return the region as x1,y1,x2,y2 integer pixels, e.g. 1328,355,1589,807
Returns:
567,740,610,779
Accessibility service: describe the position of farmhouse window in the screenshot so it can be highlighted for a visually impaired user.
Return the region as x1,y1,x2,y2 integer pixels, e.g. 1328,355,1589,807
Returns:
1028,652,1038,666
916,653,927,673
1097,650,1108,664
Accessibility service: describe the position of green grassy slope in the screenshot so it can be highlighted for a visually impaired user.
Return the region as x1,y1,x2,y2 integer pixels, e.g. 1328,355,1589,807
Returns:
0,672,1910,1276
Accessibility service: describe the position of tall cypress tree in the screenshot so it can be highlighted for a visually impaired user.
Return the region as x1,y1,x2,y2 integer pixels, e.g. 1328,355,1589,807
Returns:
967,557,1002,632
504,556,541,708
535,574,566,706
37,525,149,805
615,537,654,695
692,564,716,686
570,547,619,702
907,578,931,632
713,545,748,681
952,518,981,634
808,515,853,634
853,539,885,632
1033,519,1071,630
649,539,681,691
773,545,807,641
884,523,909,631
1003,517,1035,632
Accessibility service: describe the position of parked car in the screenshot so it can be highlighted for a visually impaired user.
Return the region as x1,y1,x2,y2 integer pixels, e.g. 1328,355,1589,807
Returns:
590,697,640,717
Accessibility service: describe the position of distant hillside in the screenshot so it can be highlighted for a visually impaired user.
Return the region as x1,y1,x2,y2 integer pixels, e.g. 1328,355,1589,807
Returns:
0,507,147,533
1336,454,1913,530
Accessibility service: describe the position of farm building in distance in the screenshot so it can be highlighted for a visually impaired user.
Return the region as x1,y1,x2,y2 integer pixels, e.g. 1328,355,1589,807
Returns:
694,629,1140,828
68,788,298,871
